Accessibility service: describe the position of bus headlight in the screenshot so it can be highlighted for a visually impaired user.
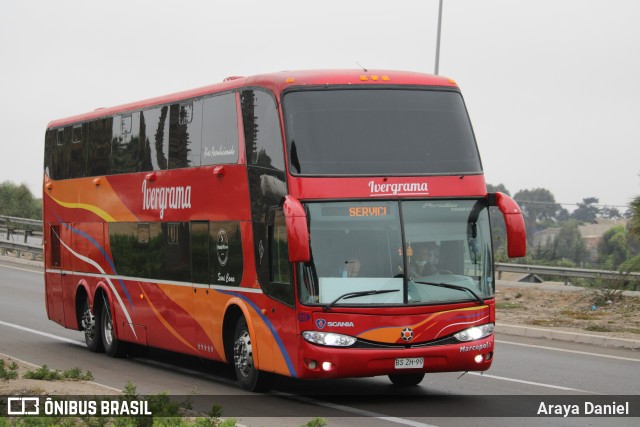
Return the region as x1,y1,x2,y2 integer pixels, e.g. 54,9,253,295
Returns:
454,323,494,342
302,331,357,347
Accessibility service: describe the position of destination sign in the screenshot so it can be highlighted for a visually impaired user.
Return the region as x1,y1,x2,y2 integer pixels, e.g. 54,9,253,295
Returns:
321,205,390,218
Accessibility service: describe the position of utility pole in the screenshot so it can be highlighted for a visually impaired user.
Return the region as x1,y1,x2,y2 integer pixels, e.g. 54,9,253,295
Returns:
434,0,443,75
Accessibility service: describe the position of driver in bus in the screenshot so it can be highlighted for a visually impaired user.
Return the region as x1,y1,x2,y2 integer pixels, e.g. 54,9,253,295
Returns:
341,258,361,277
408,245,436,278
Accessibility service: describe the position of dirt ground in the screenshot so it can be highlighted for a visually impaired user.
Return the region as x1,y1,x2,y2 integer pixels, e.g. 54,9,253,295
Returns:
2,284,639,397
496,284,640,340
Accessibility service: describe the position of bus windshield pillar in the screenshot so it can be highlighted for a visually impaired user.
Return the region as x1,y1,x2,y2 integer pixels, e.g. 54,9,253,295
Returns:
282,195,310,262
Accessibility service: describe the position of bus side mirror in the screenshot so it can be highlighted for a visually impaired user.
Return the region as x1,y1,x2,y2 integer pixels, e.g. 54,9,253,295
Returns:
489,192,527,258
282,195,311,263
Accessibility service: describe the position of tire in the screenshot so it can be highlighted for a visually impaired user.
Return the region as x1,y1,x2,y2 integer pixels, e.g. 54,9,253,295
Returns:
81,296,104,353
100,296,126,357
388,372,425,386
233,317,273,392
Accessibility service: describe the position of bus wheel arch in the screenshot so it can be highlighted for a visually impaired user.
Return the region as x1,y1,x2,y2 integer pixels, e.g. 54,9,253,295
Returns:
223,303,273,392
222,304,244,364
94,286,126,358
76,283,103,353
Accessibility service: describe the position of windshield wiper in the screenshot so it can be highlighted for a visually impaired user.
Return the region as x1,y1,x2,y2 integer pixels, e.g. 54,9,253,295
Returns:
413,281,484,305
323,289,399,311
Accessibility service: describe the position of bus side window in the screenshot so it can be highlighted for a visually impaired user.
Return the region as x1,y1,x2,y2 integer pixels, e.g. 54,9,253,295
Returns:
87,118,112,176
267,209,293,306
68,123,86,178
241,89,285,171
44,129,56,178
111,113,141,174
53,128,70,179
49,225,61,268
140,106,169,171
202,93,239,165
169,100,203,169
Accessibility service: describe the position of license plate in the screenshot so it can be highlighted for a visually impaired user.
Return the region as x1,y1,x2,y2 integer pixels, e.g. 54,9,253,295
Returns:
394,357,424,369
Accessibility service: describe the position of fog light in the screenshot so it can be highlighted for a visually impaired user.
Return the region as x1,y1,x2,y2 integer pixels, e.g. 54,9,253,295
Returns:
474,355,483,363
322,362,334,372
485,352,493,361
306,359,317,370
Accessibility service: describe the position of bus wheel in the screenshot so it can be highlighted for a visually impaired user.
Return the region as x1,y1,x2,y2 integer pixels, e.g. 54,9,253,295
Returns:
100,297,126,357
233,317,273,392
81,297,103,353
388,373,425,386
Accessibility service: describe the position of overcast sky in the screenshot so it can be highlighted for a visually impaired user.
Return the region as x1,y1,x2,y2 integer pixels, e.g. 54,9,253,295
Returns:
1,0,638,211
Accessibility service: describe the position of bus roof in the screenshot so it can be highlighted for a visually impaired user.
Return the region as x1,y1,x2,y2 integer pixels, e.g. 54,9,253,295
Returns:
47,69,457,129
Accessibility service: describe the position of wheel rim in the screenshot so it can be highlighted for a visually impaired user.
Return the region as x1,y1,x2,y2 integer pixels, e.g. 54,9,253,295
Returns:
103,308,114,347
233,330,253,378
81,305,96,343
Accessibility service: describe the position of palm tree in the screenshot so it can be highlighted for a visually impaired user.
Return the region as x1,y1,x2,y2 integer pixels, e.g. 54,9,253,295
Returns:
630,195,640,239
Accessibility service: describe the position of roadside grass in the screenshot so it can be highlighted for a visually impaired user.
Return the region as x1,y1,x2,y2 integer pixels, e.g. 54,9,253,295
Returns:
0,359,19,380
529,319,561,327
23,365,93,382
495,302,525,310
559,310,602,320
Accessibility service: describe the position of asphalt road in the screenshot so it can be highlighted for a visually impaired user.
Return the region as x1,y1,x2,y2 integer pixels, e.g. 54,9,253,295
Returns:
1,260,639,427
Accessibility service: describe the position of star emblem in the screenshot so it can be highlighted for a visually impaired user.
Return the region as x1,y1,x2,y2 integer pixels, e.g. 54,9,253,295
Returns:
401,327,413,342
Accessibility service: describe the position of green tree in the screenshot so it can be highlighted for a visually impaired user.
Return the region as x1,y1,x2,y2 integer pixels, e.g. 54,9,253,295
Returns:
600,206,622,219
571,197,600,223
0,181,41,219
513,188,561,242
598,225,629,269
630,195,640,240
551,220,586,265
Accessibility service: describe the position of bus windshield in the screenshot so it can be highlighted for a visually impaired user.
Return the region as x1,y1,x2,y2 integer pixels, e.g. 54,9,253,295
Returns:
283,88,481,176
299,200,494,307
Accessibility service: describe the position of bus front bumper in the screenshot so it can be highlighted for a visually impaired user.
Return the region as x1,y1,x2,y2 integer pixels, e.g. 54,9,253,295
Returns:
293,336,494,380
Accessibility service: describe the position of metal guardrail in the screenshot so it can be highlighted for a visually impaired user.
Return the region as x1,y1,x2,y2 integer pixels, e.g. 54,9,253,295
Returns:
0,227,41,243
0,215,42,228
0,216,44,261
495,263,640,283
0,239,43,261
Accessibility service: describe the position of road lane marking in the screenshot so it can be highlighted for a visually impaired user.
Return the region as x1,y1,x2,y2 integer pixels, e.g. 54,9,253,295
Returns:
273,392,439,427
466,371,599,394
0,320,84,347
496,339,640,362
0,263,43,274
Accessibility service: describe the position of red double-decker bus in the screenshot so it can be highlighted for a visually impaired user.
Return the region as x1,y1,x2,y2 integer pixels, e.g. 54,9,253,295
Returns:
43,70,525,391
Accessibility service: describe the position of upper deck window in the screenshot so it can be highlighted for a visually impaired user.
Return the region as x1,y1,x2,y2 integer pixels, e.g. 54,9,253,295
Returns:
282,89,482,176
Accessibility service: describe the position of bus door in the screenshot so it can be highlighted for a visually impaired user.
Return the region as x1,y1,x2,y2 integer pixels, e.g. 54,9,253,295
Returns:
264,209,298,375
45,224,65,326
61,223,81,328
191,221,214,355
